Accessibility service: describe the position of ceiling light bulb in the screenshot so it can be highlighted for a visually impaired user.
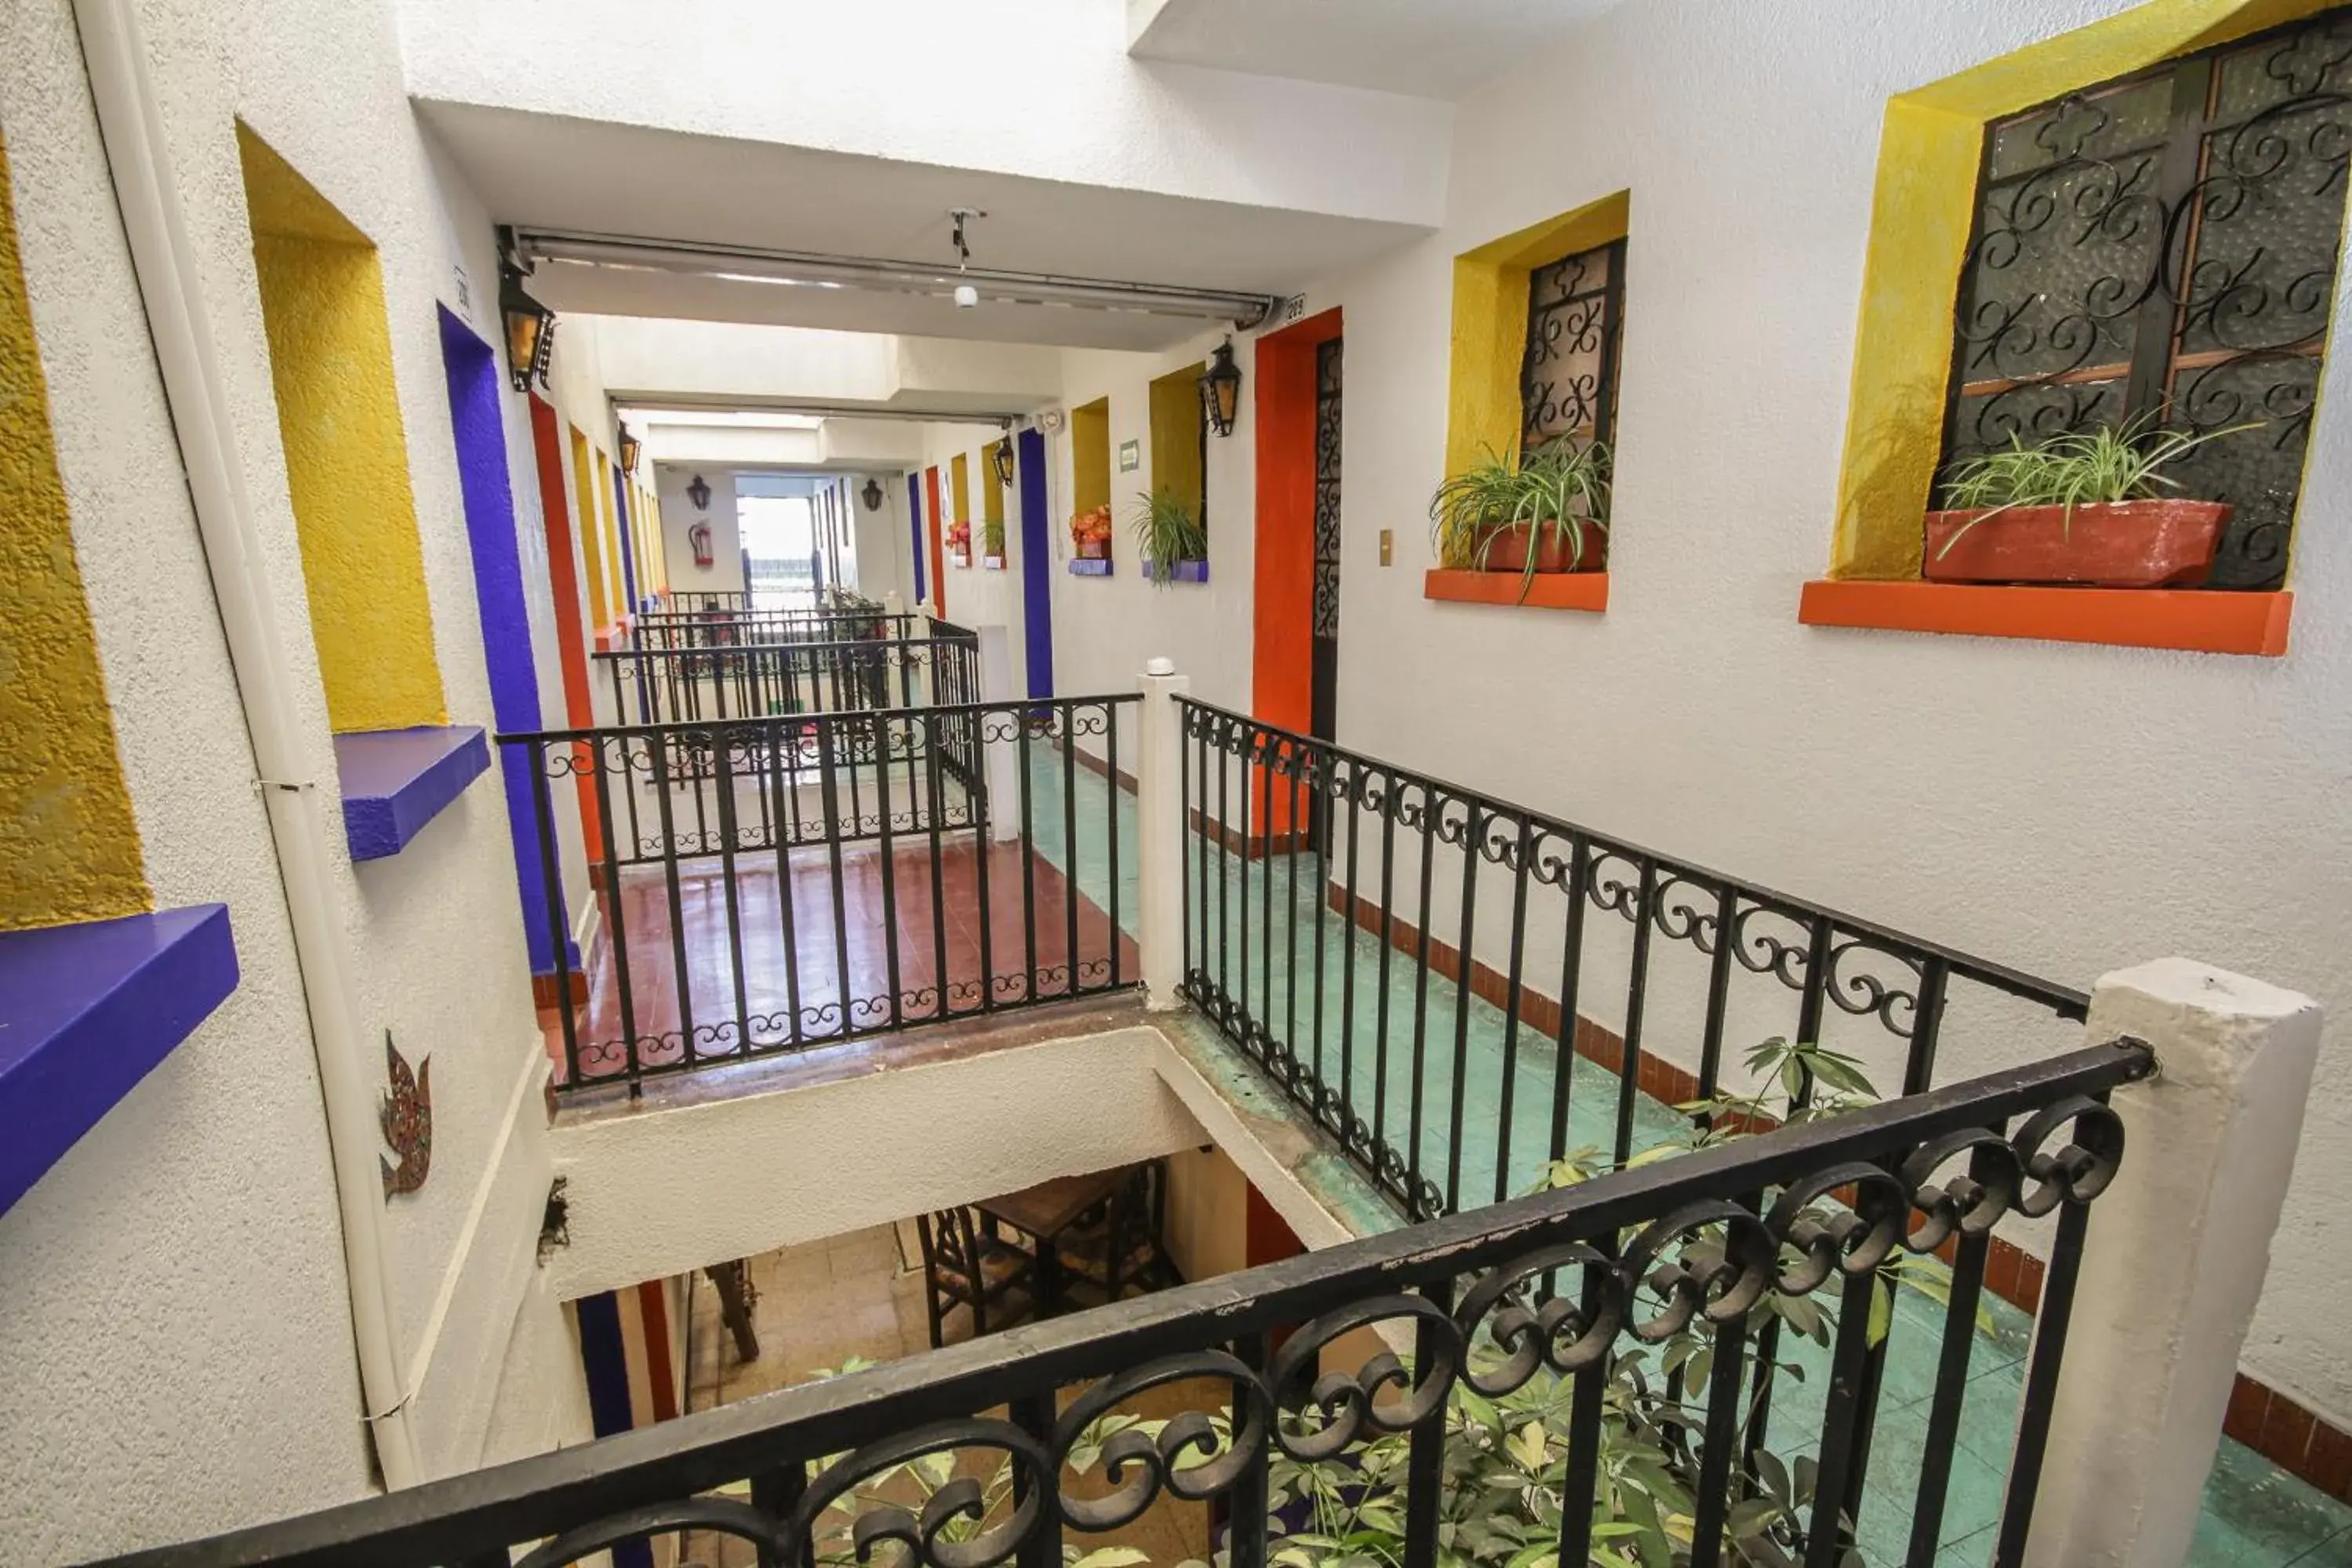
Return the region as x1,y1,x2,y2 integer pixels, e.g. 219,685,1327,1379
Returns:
953,283,979,309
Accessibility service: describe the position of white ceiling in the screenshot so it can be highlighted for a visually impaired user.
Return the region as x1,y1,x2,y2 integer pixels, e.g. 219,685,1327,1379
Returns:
423,101,1432,351
1127,0,1625,100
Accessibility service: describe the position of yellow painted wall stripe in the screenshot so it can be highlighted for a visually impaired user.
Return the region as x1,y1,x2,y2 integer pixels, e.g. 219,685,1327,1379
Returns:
569,426,609,627
0,127,149,931
950,452,971,528
1831,0,2333,579
239,125,445,733
982,442,1005,528
593,455,622,615
1443,190,1631,480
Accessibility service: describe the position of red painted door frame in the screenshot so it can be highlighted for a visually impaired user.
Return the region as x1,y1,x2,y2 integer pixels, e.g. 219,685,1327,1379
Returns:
1252,307,1343,836
529,393,602,862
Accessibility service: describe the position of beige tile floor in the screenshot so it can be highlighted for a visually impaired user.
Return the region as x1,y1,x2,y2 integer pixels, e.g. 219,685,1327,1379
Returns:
681,1223,1217,1568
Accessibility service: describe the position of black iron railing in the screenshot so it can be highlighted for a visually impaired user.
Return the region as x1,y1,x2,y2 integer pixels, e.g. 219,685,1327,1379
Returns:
1174,700,2090,1224
663,589,756,613
594,633,980,727
505,693,1137,1092
630,608,921,650
95,1036,2148,1568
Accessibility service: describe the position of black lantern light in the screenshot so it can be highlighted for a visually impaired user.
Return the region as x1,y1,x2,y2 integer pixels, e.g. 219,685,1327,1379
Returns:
687,473,712,511
1199,337,1243,437
498,251,557,396
991,437,1017,488
618,424,641,477
861,477,885,512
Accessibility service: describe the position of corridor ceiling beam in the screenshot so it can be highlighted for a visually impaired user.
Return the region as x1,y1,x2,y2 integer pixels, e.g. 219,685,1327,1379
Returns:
513,228,1282,332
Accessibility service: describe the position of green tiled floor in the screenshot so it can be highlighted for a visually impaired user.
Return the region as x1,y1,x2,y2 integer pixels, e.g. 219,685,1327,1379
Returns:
1024,749,2352,1565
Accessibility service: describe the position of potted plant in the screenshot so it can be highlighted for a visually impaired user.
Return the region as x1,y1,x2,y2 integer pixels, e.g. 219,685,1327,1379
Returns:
1130,490,1208,585
1069,504,1113,560
1926,421,2252,586
981,517,1007,568
944,519,972,567
1428,437,1610,602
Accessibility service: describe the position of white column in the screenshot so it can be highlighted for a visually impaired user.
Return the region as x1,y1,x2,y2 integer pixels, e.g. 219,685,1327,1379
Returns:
2023,958,2321,1568
975,625,1021,844
1136,657,1191,1011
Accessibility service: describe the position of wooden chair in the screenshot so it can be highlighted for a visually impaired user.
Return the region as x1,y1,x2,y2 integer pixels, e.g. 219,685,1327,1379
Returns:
1054,1162,1178,1305
914,1206,1035,1348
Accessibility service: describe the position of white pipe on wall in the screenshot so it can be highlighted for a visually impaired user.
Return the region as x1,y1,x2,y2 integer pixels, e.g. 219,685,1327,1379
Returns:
71,0,423,1489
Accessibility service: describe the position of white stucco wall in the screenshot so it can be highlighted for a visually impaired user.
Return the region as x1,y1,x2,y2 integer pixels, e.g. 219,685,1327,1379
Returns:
1276,0,2352,1428
0,0,582,1553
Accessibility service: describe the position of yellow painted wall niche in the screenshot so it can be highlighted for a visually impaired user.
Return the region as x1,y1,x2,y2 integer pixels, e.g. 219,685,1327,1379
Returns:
593,456,623,613
568,426,611,628
1831,0,2338,579
1072,397,1111,516
0,128,148,931
950,452,971,532
1148,362,1207,523
982,440,1007,543
1444,191,1631,481
238,124,446,733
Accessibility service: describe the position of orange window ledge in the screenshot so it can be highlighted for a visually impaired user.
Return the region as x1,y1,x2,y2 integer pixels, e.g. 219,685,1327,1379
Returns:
1798,580,2292,657
1425,569,1608,612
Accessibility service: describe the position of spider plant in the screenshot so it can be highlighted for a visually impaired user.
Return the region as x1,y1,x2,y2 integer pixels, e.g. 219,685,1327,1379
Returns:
1428,437,1611,599
1934,418,2255,559
1130,490,1207,584
982,517,1007,559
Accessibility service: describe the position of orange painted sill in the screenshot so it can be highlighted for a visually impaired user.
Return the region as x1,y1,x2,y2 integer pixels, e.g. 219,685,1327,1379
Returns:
1798,580,2292,657
1425,569,1608,612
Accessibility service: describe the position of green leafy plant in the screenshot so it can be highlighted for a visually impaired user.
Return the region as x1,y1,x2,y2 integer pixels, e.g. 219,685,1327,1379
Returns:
983,517,1007,558
1131,490,1208,584
1933,417,2255,559
1428,438,1611,600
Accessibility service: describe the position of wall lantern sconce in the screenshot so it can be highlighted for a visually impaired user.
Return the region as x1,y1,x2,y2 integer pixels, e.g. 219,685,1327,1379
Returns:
498,248,557,395
686,473,712,511
862,477,885,512
992,438,1017,488
618,424,641,477
1199,338,1243,437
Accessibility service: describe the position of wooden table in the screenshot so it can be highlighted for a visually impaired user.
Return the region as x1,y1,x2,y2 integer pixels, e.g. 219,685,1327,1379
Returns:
974,1164,1138,1316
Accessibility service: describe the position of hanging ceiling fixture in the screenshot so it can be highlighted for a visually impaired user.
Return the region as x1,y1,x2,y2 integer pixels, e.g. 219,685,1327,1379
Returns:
992,438,1017,488
1200,337,1243,437
687,473,712,511
496,227,557,395
510,227,1281,330
950,208,982,309
617,423,641,476
862,477,885,512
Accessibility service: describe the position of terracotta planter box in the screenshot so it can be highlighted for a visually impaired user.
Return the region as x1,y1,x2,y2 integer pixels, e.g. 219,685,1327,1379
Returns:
1922,499,2230,587
1075,539,1110,560
1478,518,1606,574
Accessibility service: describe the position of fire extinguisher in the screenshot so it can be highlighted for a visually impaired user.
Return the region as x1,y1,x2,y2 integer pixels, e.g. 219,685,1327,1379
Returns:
689,521,714,569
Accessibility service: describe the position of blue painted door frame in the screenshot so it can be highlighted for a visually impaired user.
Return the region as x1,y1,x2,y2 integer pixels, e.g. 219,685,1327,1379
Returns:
1018,428,1053,698
907,473,927,605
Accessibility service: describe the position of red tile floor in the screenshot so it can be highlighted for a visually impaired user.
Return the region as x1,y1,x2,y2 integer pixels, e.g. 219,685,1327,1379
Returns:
544,837,1139,1085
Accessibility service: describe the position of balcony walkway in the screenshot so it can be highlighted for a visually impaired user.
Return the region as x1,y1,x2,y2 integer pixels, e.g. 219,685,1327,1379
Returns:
550,834,1137,1087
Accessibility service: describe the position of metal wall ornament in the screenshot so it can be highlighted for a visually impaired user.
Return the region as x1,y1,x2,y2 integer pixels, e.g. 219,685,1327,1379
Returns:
1941,9,2352,589
991,437,1016,488
862,476,885,511
618,424,641,476
686,473,713,512
379,1031,431,1198
1520,238,1625,452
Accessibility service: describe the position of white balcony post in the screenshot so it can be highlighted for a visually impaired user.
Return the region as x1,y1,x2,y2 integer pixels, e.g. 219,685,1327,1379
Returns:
975,624,1022,844
1136,656,1191,1011
2022,959,2321,1568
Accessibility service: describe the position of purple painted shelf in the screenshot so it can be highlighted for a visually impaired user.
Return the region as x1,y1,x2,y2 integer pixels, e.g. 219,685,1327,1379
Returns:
1068,557,1113,577
335,724,491,861
1143,560,1209,583
0,904,238,1215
